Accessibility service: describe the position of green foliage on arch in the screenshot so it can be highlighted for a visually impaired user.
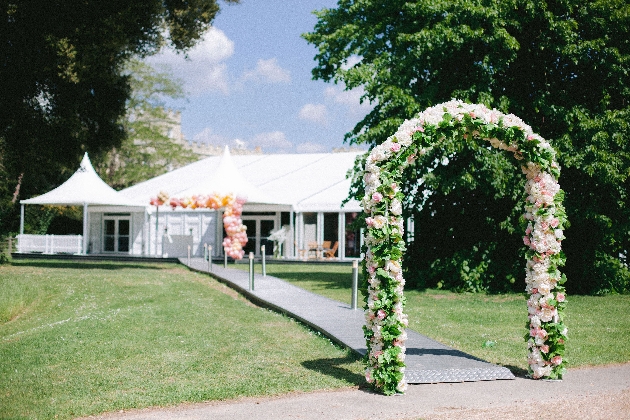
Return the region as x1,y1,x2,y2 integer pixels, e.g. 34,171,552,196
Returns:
361,101,568,395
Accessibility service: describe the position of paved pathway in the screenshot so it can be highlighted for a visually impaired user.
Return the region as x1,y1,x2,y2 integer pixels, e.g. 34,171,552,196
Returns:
183,258,514,384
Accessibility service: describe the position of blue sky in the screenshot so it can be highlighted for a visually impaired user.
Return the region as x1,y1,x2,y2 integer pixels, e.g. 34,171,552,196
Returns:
148,0,371,154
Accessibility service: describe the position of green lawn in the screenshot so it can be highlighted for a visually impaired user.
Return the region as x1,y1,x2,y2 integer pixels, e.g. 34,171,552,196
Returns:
0,260,362,420
255,262,630,373
3,259,628,419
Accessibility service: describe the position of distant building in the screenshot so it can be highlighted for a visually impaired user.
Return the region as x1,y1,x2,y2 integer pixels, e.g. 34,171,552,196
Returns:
168,111,263,158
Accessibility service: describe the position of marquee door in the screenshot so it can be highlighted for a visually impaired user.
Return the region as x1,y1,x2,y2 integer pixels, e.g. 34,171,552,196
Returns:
241,214,276,257
103,215,131,253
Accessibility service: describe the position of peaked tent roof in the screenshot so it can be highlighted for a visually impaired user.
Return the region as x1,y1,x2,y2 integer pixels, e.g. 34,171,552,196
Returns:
120,150,364,212
21,153,144,207
177,146,274,204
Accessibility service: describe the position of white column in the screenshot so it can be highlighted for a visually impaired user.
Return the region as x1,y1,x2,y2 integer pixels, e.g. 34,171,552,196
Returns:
289,209,294,258
154,206,159,256
338,212,346,260
216,209,223,256
142,208,148,256
82,203,88,254
295,212,303,257
19,204,25,235
317,212,324,245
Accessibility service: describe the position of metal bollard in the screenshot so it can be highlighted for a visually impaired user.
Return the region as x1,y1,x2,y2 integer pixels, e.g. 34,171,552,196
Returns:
248,252,255,291
187,245,191,266
351,260,359,310
208,246,212,272
203,243,208,261
224,251,227,269
261,245,266,277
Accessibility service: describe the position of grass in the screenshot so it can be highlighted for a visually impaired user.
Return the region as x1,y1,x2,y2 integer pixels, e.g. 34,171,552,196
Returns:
253,262,630,373
232,261,364,305
0,260,363,420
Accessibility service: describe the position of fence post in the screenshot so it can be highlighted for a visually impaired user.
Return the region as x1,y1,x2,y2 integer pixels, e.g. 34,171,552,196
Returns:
187,245,191,266
261,245,266,277
351,260,359,310
224,251,227,269
208,246,212,272
204,243,207,261
248,252,254,291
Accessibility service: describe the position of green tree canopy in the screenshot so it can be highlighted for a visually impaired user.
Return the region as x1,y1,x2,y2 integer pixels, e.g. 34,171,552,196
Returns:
305,0,630,294
0,0,237,236
95,59,197,190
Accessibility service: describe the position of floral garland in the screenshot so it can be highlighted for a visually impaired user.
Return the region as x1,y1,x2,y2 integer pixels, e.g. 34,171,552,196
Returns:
150,192,248,260
362,100,568,394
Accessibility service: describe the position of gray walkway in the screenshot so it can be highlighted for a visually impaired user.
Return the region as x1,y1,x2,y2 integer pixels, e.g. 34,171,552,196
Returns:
183,258,514,384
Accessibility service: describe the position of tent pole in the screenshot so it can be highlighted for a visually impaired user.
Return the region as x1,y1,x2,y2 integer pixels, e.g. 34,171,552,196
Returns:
82,203,88,254
289,209,294,258
19,204,25,235
155,205,159,257
143,208,148,256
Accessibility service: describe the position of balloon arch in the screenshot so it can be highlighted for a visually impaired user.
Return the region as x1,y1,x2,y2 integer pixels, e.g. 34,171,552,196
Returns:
361,100,568,395
150,191,248,260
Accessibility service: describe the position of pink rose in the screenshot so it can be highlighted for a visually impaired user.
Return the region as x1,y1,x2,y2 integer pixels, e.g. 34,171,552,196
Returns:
377,309,387,320
365,371,373,383
551,218,560,228
366,217,375,227
551,356,563,365
523,236,531,246
372,192,383,203
391,143,401,152
556,293,565,303
540,345,549,353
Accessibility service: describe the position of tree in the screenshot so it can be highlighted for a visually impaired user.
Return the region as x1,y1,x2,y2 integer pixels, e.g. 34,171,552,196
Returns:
95,59,197,190
0,0,238,237
305,0,630,294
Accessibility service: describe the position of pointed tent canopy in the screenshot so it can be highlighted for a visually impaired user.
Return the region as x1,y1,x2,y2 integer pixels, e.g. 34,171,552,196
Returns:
19,153,143,254
178,146,274,204
21,153,142,207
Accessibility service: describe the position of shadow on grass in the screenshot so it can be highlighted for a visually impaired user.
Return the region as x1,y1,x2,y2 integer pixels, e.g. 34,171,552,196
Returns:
301,356,365,386
11,260,168,271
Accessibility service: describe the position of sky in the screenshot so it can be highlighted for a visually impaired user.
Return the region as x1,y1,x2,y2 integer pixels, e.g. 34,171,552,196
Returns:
148,0,371,154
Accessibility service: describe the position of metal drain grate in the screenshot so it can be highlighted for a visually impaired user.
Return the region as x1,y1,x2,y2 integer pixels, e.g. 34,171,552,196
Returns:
405,367,515,383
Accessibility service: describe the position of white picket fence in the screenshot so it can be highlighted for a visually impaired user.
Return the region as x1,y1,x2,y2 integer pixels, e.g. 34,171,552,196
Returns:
16,234,83,254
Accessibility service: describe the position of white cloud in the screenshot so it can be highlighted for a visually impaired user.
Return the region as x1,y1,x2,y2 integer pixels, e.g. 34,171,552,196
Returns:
341,55,362,70
251,131,293,152
298,103,329,126
192,127,248,149
296,142,327,154
324,84,373,116
241,58,291,84
147,27,234,95
192,127,229,145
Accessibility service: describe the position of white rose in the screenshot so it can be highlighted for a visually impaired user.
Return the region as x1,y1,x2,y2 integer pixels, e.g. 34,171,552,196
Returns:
390,199,403,215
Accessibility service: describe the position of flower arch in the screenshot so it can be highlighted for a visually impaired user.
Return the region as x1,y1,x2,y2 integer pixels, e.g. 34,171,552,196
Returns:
362,100,568,395
150,191,248,260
